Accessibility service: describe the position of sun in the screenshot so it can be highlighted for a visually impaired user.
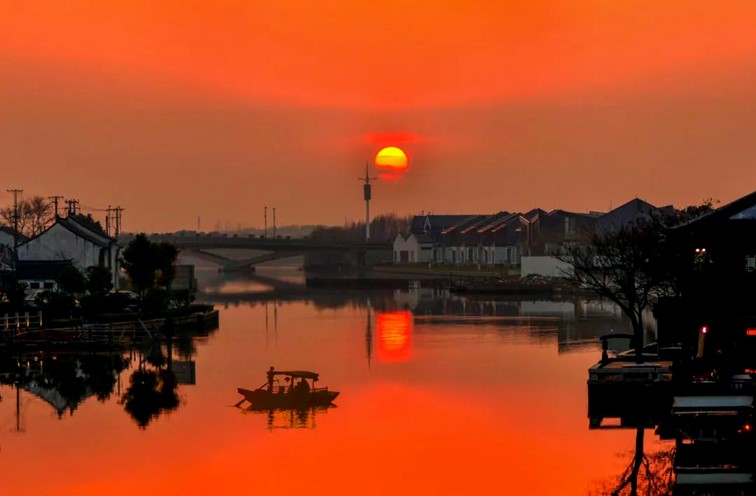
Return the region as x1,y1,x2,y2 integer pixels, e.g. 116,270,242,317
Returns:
375,146,409,172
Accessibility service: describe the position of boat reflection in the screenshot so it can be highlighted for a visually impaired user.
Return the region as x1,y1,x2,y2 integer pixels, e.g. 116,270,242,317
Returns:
238,405,335,430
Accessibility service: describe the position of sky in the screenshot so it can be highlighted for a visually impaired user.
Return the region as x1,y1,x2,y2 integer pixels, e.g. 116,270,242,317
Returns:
2,0,756,232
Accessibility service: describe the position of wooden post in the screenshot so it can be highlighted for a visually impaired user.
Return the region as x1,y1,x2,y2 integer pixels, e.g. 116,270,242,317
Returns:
14,312,20,330
38,311,43,327
3,313,7,330
24,312,30,328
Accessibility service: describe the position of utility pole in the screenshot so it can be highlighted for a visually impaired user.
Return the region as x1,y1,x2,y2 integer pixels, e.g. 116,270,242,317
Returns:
48,195,64,218
105,206,112,235
65,198,79,216
6,189,23,248
264,206,268,238
273,207,276,239
358,162,377,241
113,206,125,236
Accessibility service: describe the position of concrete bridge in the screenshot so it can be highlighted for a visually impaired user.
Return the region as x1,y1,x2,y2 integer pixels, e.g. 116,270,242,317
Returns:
117,233,392,271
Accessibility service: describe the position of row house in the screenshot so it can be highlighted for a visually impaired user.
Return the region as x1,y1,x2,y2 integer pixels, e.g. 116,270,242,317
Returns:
394,215,481,265
395,199,672,268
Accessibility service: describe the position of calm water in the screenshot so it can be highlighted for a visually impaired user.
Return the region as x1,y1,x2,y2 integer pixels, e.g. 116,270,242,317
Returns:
1,272,671,495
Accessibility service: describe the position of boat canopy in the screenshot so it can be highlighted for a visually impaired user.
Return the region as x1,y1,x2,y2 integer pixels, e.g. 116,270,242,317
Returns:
273,370,320,380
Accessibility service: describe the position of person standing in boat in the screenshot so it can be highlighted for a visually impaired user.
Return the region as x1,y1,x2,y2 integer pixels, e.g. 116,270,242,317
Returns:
267,366,275,391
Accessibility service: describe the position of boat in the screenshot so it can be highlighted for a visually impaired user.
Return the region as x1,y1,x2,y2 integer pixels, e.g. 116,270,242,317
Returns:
236,369,339,410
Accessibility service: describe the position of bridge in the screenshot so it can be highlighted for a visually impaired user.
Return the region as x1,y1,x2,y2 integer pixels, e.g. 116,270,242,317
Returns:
117,233,392,271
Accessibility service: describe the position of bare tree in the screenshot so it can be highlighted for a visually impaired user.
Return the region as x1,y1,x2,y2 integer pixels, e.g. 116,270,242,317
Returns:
553,221,671,359
590,427,676,496
553,201,715,360
0,195,53,237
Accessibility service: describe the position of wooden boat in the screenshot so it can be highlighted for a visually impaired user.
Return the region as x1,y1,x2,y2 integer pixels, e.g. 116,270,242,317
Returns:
236,369,339,409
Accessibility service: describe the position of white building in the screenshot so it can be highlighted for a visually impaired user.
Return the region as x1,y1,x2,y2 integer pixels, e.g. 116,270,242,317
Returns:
393,233,436,264
17,216,118,275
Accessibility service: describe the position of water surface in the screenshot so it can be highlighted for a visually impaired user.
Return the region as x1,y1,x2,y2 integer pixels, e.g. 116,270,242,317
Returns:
1,282,668,495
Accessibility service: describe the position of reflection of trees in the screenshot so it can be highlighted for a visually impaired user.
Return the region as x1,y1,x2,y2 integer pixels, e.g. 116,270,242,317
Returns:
121,369,179,429
121,332,183,429
592,428,675,496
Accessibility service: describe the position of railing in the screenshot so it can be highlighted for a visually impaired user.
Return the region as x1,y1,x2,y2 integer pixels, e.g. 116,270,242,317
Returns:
3,312,44,331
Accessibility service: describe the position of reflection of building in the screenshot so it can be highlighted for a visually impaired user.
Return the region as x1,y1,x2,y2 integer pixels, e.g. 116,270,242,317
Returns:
392,288,651,353
673,441,755,495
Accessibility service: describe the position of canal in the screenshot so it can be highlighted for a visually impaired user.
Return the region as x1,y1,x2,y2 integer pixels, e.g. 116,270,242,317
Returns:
0,270,672,495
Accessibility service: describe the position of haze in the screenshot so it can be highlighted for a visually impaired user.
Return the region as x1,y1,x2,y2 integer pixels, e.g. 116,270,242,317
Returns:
2,1,755,232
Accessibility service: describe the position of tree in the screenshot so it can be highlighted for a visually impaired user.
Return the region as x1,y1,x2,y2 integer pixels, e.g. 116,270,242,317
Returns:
56,264,86,295
121,233,160,297
121,234,179,298
554,202,715,360
0,195,53,237
155,242,178,289
86,266,114,296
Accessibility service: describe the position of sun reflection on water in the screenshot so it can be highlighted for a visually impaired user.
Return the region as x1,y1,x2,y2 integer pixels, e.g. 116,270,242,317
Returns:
377,311,413,362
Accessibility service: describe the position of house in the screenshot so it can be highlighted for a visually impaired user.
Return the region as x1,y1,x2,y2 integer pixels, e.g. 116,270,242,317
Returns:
441,214,495,264
596,198,675,232
16,215,119,282
529,209,598,256
394,214,484,264
0,226,27,268
655,190,756,363
392,233,436,264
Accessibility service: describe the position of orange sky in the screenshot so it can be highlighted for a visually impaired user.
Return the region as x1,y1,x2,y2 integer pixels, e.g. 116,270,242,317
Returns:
2,0,755,231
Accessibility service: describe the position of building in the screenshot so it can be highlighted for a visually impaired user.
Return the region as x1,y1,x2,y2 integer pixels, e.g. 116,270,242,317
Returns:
15,260,73,294
596,198,674,232
392,233,435,264
655,190,756,363
16,216,119,283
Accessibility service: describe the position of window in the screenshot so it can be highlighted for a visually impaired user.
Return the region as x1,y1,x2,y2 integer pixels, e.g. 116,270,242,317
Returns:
746,255,756,272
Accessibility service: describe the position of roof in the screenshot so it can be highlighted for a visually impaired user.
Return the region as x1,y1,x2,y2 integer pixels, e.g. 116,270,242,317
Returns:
273,370,320,380
410,215,483,235
596,198,673,231
673,190,756,231
16,260,73,281
18,215,114,249
0,226,28,242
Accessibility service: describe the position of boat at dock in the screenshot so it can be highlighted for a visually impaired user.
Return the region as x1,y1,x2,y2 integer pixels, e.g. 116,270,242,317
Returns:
587,334,674,427
236,369,339,410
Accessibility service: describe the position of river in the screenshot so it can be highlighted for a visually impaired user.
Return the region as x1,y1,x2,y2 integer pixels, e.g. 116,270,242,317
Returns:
0,268,672,495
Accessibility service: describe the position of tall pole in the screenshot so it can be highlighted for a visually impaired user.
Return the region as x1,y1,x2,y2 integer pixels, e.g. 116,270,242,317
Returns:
272,208,276,239
105,205,112,235
264,206,267,238
113,206,124,236
358,163,377,241
7,189,23,248
48,195,64,218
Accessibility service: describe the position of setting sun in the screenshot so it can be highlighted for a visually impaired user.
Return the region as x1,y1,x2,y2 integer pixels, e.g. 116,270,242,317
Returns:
374,146,409,171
